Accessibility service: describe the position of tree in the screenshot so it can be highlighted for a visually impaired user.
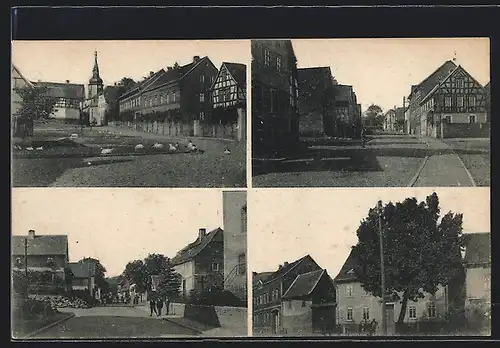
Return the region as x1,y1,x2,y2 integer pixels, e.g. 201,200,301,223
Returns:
13,85,57,138
363,104,384,129
80,257,109,294
123,254,181,299
352,192,465,324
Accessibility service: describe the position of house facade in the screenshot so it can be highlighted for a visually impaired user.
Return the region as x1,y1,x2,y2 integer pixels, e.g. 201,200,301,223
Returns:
68,260,97,294
33,80,85,123
383,107,405,133
297,67,336,137
407,60,489,138
171,227,224,298
12,229,70,293
211,62,247,142
253,255,335,335
333,84,362,138
222,191,247,302
118,56,218,136
252,39,300,158
335,249,449,335
463,233,491,311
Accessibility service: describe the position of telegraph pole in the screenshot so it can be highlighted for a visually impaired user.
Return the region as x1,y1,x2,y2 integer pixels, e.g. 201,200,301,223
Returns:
378,200,387,335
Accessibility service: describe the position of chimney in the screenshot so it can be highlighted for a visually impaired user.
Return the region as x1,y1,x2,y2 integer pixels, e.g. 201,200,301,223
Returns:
66,80,70,83
193,56,200,62
198,228,206,240
283,262,289,267
28,229,36,239
278,264,283,270
149,71,155,77
252,271,257,276
167,66,173,71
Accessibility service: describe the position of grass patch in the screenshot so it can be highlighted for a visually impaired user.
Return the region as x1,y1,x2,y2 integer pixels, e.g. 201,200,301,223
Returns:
12,312,73,339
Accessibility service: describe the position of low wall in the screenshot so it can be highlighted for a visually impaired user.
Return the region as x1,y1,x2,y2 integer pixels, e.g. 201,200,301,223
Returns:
443,123,490,138
184,304,221,327
109,121,238,140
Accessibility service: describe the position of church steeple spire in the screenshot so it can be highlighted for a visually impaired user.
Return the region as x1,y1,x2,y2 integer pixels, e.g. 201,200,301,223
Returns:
88,50,104,99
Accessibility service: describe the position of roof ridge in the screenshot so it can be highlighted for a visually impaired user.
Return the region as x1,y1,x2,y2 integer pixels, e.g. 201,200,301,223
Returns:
307,269,327,296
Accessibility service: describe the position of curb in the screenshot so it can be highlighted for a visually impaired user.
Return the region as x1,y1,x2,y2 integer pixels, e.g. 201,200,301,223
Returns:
407,155,429,187
25,312,75,338
162,317,205,335
439,140,477,187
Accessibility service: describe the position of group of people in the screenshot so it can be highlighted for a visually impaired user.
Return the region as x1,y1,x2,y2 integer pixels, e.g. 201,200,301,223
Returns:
148,293,171,317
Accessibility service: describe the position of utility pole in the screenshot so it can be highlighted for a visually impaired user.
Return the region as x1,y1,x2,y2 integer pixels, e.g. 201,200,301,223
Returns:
24,238,28,277
378,200,387,335
403,97,406,134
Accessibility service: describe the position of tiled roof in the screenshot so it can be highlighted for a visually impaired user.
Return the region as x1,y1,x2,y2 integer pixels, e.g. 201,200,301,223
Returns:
334,84,354,102
282,269,328,299
68,261,96,278
171,227,223,266
463,233,491,266
12,64,34,88
409,60,457,99
333,248,358,283
252,271,274,287
33,81,85,100
12,234,68,256
224,62,247,88
263,254,312,285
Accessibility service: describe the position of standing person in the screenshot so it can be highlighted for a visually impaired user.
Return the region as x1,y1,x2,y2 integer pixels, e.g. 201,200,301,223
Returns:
165,296,171,315
370,318,378,336
156,296,164,317
148,292,157,317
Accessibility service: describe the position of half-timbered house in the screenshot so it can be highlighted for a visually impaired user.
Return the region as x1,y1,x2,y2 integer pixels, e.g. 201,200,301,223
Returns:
251,40,300,158
407,60,489,138
211,62,247,142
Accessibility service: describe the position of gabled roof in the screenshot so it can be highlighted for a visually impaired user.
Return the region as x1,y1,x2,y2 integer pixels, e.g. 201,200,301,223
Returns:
68,261,96,278
334,248,358,283
484,82,490,93
263,254,315,285
119,69,165,99
33,81,85,100
224,62,247,88
334,84,354,102
282,269,330,299
408,60,457,100
12,64,34,88
171,227,223,266
463,232,491,266
12,234,68,256
252,271,274,287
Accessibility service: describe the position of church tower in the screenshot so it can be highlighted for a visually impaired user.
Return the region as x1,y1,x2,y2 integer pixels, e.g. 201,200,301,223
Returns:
88,51,104,99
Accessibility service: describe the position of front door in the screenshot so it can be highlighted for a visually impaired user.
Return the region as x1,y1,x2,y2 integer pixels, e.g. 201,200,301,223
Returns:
385,303,396,335
271,310,280,334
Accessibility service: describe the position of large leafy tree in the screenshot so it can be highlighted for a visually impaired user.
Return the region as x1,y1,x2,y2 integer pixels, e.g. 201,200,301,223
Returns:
363,104,384,129
13,85,57,137
123,254,181,298
80,257,109,294
353,192,465,323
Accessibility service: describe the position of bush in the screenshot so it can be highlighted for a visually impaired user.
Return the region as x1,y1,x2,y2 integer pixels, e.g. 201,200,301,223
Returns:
71,289,100,307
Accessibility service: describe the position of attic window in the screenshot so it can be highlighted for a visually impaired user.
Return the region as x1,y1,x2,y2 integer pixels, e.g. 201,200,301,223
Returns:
347,268,355,274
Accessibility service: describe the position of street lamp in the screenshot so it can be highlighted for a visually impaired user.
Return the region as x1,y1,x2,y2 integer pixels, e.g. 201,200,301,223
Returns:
378,200,387,335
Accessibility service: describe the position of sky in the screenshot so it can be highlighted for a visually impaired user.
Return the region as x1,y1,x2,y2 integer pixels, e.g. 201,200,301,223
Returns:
292,38,490,112
12,188,225,277
11,40,250,89
249,187,490,280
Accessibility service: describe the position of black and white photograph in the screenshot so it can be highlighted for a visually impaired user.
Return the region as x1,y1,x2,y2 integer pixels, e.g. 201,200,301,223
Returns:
251,38,490,188
11,189,248,339
250,188,491,336
11,40,248,188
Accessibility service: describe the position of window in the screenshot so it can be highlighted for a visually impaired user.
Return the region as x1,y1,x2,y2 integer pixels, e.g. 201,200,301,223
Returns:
301,300,306,308
363,307,370,321
427,302,436,319
200,75,205,84
200,93,205,102
469,95,476,107
288,300,292,309
264,49,271,66
346,285,354,297
200,111,205,121
212,262,219,271
409,306,417,319
210,76,215,84
160,95,164,104
445,115,452,123
276,55,282,72
445,96,452,107
347,307,354,321
469,115,476,123
457,96,464,107
172,93,177,103
456,78,464,88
